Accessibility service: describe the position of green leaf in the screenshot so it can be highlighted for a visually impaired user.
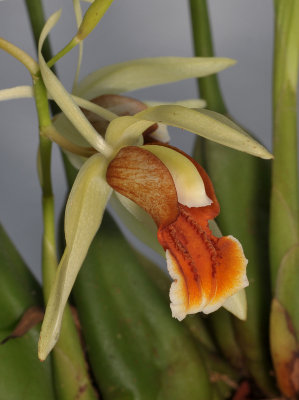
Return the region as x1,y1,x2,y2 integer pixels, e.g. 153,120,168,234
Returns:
202,142,275,395
0,224,55,400
270,2,299,396
188,1,275,392
206,310,244,371
0,329,55,400
270,298,299,398
131,248,240,400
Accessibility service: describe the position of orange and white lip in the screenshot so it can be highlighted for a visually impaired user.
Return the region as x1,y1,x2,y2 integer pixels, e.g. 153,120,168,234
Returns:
107,144,248,321
161,224,248,321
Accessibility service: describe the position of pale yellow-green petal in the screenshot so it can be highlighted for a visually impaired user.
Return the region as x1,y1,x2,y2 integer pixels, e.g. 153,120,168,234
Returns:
72,0,83,92
53,112,88,169
51,94,117,169
148,124,170,143
0,37,39,75
53,111,147,170
199,109,251,137
53,112,89,147
71,94,117,121
145,98,206,109
109,193,163,256
222,289,247,320
74,57,236,99
208,219,222,238
38,154,112,360
0,85,33,101
66,152,87,170
105,116,154,149
136,105,273,159
143,144,211,208
38,10,112,157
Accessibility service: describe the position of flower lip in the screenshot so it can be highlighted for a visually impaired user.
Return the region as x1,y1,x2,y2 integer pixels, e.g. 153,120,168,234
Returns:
159,204,248,321
151,146,248,320
107,143,248,320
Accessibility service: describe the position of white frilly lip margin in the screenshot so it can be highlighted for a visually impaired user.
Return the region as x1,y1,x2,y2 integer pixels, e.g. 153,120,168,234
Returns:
165,236,248,321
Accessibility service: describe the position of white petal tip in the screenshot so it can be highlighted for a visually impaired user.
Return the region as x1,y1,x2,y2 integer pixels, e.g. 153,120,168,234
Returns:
222,288,248,320
170,303,187,321
184,194,213,208
263,152,274,160
149,124,170,143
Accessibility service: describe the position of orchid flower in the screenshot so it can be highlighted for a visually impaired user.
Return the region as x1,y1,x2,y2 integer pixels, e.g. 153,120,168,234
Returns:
29,11,273,361
38,101,272,362
38,111,272,362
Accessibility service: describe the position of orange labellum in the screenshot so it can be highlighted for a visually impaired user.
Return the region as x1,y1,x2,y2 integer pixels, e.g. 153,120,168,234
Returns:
158,205,247,319
107,144,248,320
156,148,247,319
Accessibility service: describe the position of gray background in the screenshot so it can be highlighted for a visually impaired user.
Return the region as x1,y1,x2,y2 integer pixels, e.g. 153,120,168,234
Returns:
0,0,274,280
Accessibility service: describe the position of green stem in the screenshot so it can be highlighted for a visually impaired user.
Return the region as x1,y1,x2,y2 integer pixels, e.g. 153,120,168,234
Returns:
34,78,54,295
188,0,226,113
25,0,60,116
25,2,98,398
269,2,299,397
270,0,299,287
25,0,53,63
47,37,79,69
33,78,56,301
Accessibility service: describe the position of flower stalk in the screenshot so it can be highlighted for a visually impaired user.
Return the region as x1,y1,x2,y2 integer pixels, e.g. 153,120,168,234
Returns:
33,77,56,299
24,2,99,398
25,0,54,63
188,0,226,115
33,74,98,400
47,0,114,69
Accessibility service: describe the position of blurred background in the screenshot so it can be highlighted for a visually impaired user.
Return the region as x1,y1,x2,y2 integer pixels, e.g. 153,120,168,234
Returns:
0,0,274,280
